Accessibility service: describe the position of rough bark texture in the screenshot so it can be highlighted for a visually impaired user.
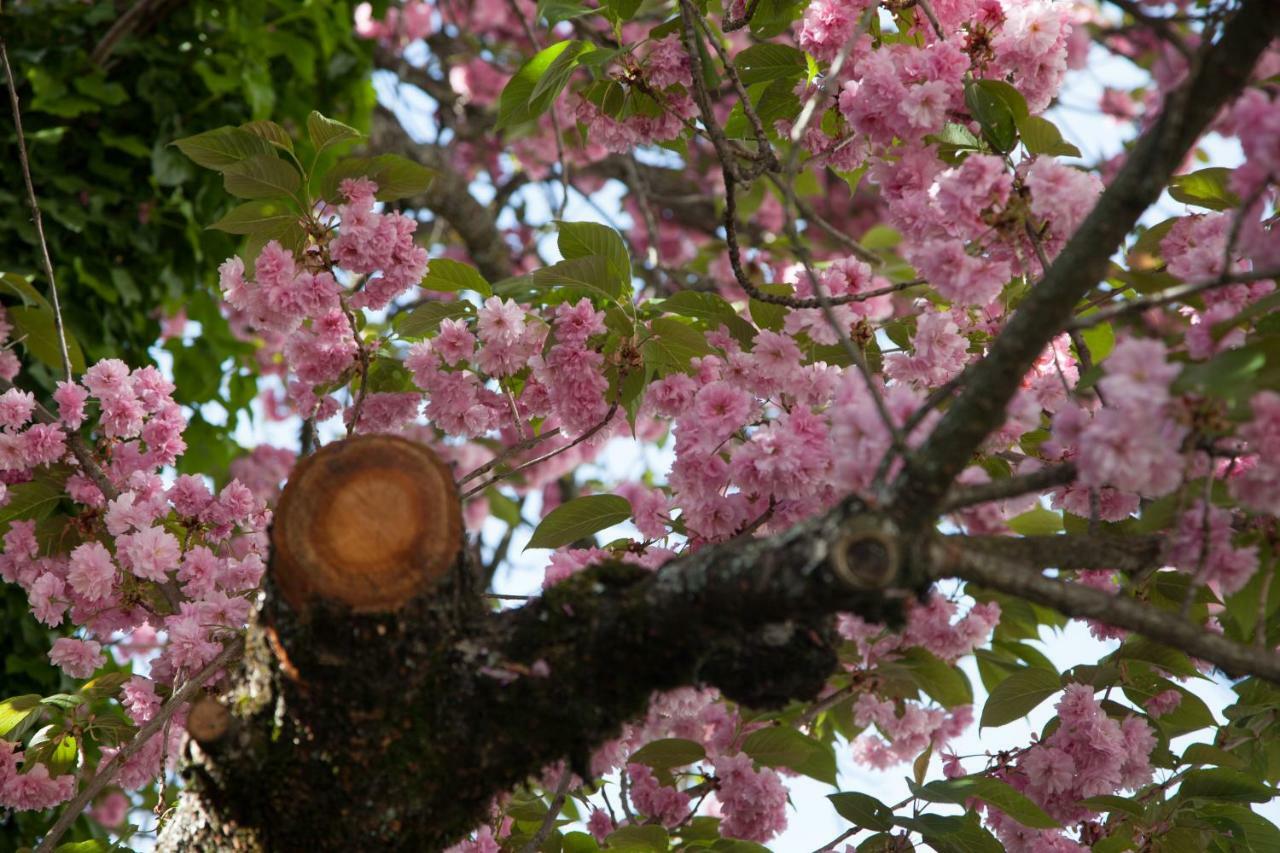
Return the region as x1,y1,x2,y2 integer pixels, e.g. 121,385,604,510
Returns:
156,450,923,851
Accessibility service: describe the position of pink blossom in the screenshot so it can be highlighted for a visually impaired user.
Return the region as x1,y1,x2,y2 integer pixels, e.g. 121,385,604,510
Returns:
712,753,788,842
49,637,104,678
116,525,181,582
67,541,117,601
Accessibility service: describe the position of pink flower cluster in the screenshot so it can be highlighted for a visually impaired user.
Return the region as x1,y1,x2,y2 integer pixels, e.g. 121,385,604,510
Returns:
990,684,1155,852
0,740,74,812
0,358,269,812
1053,338,1187,500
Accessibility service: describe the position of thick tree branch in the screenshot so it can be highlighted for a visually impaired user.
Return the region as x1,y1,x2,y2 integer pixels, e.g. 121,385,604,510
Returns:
932,537,1280,682
950,532,1164,575
890,0,1279,526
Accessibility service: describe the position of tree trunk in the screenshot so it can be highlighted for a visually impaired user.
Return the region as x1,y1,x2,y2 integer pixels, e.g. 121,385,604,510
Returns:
155,436,915,851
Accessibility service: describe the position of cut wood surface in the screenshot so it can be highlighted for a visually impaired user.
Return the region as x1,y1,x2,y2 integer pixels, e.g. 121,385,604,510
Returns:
271,435,463,612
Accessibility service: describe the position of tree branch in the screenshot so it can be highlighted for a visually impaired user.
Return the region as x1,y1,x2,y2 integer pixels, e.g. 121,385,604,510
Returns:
940,463,1078,512
949,532,1164,575
37,638,244,853
890,0,1280,526
932,536,1280,682
2,37,74,382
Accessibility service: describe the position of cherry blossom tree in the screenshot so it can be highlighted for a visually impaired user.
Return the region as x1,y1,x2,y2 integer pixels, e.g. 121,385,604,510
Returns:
2,0,1280,851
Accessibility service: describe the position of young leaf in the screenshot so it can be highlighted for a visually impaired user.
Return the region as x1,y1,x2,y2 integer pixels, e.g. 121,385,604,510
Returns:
208,199,298,236
1178,768,1277,803
307,111,362,157
642,317,712,376
172,126,275,171
497,40,587,130
530,255,622,300
1168,167,1240,211
734,43,808,87
628,737,706,771
420,258,492,297
222,154,302,200
828,792,894,831
741,726,838,785
394,301,473,339
241,120,293,152
525,494,632,550
556,221,631,292
0,694,42,737
1017,115,1081,157
914,776,1060,829
10,305,87,373
979,666,1060,728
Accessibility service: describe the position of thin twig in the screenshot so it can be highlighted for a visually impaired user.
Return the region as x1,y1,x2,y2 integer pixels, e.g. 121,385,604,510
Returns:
462,404,618,499
2,38,74,381
459,430,561,486
36,638,245,853
518,771,573,853
940,463,1078,512
1067,267,1280,330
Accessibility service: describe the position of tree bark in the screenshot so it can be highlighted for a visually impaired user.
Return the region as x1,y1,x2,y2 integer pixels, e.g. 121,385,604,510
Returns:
156,438,922,851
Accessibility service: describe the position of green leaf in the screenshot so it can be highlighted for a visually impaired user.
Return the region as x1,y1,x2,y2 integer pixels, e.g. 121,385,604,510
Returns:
1194,803,1280,850
172,126,275,171
828,792,894,831
208,199,298,236
642,317,712,376
1112,637,1204,679
394,301,473,339
222,154,302,200
897,646,974,708
531,256,623,300
525,494,632,550
46,732,77,775
1079,319,1115,362
1169,168,1240,211
10,305,87,373
748,284,791,331
1007,508,1063,536
538,0,594,25
563,831,602,853
421,258,492,297
307,111,362,156
79,672,131,701
980,666,1060,728
605,824,669,851
0,694,41,737
602,0,643,21
1181,743,1244,770
241,119,293,152
661,291,756,346
497,40,587,130
0,272,52,310
1079,795,1146,817
741,726,838,785
320,154,436,202
628,738,706,770
914,776,1059,829
734,43,807,86
1179,768,1277,803
1016,115,1081,157
55,842,110,853
894,813,1003,853
556,221,631,293
965,80,1024,154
